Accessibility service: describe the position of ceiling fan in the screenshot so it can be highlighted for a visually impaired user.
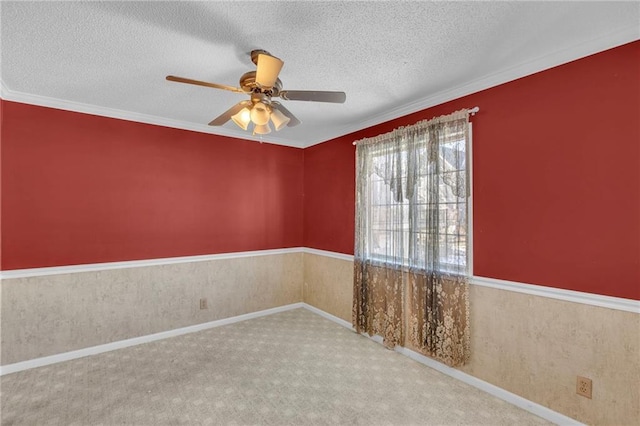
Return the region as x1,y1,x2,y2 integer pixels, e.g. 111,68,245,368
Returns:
166,50,346,135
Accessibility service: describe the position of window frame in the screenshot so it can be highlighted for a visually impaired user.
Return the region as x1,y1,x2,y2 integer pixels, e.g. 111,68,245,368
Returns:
361,124,473,277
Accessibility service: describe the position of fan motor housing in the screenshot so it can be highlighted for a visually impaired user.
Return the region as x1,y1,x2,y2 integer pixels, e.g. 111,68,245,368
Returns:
239,71,282,97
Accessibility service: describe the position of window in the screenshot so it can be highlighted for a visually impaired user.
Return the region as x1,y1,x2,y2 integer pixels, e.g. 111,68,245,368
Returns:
353,109,472,366
358,124,469,274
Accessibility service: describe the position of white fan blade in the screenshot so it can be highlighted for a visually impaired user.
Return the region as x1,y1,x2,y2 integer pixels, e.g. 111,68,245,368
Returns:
255,54,284,89
166,75,244,93
280,90,346,103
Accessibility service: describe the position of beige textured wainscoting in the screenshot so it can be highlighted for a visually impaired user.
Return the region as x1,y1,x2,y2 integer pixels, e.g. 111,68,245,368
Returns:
303,252,353,321
460,285,639,425
302,252,640,425
1,252,302,365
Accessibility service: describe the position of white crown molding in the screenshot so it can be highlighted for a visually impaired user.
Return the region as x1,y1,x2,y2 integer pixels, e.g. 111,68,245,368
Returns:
0,247,305,279
302,247,354,262
2,29,637,149
0,302,305,376
0,300,584,425
0,85,303,149
305,27,640,148
0,79,12,99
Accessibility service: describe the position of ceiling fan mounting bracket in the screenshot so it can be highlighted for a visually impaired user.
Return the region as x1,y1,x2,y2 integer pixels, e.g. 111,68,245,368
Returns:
250,49,272,65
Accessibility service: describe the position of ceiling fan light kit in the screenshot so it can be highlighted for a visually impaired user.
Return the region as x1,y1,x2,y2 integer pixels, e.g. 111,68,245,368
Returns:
253,124,271,135
231,108,251,131
166,50,346,138
270,108,290,131
250,102,270,126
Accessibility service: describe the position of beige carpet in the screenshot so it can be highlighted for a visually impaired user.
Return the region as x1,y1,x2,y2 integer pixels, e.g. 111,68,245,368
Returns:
1,308,550,425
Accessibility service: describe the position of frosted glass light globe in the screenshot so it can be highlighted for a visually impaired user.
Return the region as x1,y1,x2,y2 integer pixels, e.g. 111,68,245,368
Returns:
250,102,270,126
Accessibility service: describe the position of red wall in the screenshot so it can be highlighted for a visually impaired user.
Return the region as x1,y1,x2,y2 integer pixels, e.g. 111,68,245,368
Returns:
303,41,640,300
2,42,638,299
303,139,355,255
1,102,304,269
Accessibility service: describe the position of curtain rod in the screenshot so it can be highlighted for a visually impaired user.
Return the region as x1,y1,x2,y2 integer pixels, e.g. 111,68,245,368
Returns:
352,106,480,146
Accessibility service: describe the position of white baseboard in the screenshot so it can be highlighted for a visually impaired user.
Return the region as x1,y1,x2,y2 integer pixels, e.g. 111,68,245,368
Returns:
302,303,354,329
394,346,583,426
0,302,304,376
299,303,584,426
1,299,583,424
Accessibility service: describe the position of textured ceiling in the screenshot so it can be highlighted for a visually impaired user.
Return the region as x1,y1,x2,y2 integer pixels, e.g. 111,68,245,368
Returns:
1,1,638,148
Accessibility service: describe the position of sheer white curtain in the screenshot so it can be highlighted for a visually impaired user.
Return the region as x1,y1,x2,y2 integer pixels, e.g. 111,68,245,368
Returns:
353,109,470,366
